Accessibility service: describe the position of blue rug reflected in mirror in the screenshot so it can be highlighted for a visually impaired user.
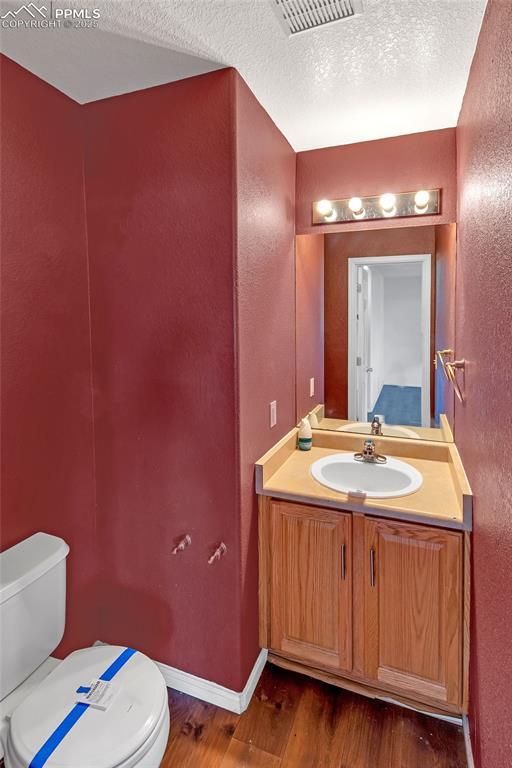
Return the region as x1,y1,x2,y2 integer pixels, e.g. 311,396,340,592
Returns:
368,385,422,427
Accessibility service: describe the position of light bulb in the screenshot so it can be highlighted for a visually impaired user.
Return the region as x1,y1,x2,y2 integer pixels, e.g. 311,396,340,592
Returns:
414,190,430,210
316,199,333,216
348,196,364,214
380,192,396,212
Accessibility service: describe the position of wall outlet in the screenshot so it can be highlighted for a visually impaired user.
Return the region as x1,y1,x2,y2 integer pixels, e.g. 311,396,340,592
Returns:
309,377,315,397
270,400,277,428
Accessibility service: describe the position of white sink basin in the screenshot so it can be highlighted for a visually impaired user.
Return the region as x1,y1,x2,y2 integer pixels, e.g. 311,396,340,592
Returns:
338,422,419,439
310,453,423,499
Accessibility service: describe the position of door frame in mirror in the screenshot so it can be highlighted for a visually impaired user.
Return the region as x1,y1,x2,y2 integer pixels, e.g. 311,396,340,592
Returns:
347,253,432,428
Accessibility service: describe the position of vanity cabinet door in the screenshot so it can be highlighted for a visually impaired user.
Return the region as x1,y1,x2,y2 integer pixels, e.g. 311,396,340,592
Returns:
362,517,462,707
269,501,352,672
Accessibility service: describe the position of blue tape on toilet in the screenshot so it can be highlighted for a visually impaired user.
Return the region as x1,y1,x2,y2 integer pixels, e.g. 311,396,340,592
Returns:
29,647,137,768
99,647,137,681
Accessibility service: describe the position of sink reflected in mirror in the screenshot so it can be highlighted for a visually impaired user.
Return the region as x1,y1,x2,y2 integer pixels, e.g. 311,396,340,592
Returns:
310,453,423,499
310,405,453,442
336,421,419,439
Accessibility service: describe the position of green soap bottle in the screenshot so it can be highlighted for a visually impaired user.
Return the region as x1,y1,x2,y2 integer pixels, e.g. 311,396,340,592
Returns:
298,418,313,451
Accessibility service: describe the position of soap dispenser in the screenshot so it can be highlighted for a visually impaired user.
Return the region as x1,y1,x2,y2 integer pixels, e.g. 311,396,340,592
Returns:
298,418,313,451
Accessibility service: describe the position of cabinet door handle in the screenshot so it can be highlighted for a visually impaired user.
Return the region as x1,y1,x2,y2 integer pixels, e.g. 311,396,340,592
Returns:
341,543,346,580
370,547,376,587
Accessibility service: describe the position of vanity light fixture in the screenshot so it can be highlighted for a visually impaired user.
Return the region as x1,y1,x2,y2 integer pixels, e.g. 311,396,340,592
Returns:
316,199,333,216
348,196,366,219
380,192,397,217
312,189,441,225
414,189,430,213
348,196,363,213
379,192,396,212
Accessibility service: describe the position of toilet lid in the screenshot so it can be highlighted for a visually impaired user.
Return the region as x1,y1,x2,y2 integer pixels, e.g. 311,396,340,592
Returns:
9,645,168,768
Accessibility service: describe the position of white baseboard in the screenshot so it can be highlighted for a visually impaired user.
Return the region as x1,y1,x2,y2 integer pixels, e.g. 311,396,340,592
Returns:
94,641,267,715
156,648,267,715
378,694,462,725
463,715,475,768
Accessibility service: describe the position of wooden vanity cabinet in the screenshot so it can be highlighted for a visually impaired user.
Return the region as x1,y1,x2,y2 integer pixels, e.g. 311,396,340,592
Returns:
361,517,463,707
259,498,466,714
268,500,352,672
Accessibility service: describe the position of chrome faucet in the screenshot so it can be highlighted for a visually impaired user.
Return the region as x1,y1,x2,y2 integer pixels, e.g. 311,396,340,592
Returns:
371,415,383,436
354,438,387,464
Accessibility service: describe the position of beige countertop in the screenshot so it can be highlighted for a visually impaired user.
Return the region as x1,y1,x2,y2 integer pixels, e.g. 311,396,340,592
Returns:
256,429,472,531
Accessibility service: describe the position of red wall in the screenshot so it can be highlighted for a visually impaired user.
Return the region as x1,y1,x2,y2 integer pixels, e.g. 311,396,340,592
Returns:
235,75,297,682
0,56,97,654
455,2,512,766
323,226,436,418
82,70,246,689
80,70,296,691
1,60,295,692
296,129,457,235
295,235,325,420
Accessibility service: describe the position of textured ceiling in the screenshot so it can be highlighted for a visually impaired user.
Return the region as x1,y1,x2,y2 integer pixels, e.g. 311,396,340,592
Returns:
0,0,486,150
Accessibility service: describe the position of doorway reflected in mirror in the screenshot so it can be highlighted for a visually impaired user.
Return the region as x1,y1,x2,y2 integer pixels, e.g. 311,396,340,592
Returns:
348,254,431,428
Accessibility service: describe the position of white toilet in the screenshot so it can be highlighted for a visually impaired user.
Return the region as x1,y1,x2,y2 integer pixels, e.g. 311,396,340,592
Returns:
0,533,170,768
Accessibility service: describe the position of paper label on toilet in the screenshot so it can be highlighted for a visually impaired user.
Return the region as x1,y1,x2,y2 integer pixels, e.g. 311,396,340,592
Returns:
75,679,118,710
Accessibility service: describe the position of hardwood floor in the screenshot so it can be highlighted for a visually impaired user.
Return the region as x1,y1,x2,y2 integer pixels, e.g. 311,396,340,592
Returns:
161,663,467,768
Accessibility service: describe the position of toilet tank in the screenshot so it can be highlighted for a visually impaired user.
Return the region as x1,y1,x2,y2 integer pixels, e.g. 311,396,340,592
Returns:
0,533,69,700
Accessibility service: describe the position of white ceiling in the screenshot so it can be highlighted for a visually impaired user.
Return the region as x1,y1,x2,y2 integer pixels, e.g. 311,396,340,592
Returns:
0,0,487,151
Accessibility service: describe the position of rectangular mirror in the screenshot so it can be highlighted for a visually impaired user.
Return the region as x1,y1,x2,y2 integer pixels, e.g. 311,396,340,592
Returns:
296,223,457,441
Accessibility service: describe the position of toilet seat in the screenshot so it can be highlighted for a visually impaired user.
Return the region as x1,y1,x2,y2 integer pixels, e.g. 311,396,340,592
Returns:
6,645,169,768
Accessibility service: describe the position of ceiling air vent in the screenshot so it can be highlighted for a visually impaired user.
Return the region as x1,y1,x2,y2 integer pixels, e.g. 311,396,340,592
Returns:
274,0,363,36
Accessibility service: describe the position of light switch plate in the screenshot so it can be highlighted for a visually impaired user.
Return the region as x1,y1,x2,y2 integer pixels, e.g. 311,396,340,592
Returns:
270,400,277,428
309,377,315,397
